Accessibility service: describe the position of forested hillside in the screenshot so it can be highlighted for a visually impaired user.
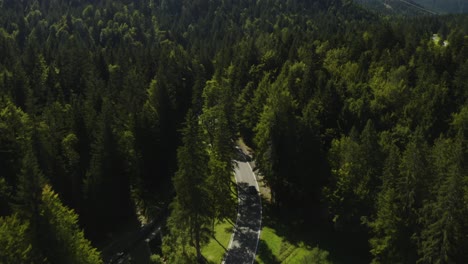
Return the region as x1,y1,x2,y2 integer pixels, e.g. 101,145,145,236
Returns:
0,0,467,263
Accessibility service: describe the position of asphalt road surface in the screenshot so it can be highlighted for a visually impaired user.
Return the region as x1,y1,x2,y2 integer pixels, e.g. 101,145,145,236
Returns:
223,150,262,264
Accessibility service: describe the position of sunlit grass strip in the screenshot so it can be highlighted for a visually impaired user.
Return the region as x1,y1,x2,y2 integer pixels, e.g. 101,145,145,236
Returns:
201,221,234,263
201,173,238,263
256,226,331,264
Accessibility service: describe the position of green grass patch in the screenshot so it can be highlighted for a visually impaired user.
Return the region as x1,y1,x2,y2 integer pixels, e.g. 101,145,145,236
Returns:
202,173,238,263
201,221,233,263
256,226,331,264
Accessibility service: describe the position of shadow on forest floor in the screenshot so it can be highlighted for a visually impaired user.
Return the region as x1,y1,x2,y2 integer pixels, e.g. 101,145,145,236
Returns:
256,238,280,264
257,197,371,264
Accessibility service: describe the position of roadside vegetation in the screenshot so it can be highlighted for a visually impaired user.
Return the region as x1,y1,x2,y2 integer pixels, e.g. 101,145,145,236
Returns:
202,221,233,263
257,226,331,264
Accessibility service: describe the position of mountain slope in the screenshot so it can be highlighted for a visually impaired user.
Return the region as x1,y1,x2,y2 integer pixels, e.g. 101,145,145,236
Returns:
356,0,466,15
413,0,466,13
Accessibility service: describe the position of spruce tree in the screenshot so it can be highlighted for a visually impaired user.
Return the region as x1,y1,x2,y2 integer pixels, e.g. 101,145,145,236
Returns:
39,185,103,264
200,79,236,222
369,144,405,263
163,110,212,263
397,132,430,263
0,214,33,263
418,136,468,263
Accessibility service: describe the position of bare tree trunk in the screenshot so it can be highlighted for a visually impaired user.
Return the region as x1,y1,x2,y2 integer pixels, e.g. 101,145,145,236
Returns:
194,215,203,263
195,227,203,263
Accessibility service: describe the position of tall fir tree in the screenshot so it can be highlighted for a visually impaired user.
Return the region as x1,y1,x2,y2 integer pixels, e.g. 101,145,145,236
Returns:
368,144,405,263
163,110,212,263
39,184,103,264
200,79,236,222
396,132,430,263
418,136,468,263
0,214,34,263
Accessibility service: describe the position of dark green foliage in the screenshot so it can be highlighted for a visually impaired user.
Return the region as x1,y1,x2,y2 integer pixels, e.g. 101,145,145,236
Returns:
418,136,468,263
368,144,405,263
136,79,172,195
0,0,467,262
200,78,237,221
83,100,133,239
254,71,297,206
0,214,33,263
164,110,212,262
39,185,103,264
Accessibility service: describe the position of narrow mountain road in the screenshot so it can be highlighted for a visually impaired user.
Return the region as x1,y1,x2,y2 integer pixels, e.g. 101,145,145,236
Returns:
396,0,438,14
223,149,262,264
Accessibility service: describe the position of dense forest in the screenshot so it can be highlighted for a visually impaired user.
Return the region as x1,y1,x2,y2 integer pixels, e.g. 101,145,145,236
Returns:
0,0,467,263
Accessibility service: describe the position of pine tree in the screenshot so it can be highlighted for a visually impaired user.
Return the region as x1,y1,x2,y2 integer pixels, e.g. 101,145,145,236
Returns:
0,99,32,187
0,178,11,215
254,75,297,207
83,100,132,238
163,110,212,263
369,144,405,263
14,149,44,228
39,184,103,264
359,120,383,211
136,79,170,189
396,132,430,263
324,135,363,230
200,79,236,222
325,121,384,232
418,136,468,263
0,214,34,263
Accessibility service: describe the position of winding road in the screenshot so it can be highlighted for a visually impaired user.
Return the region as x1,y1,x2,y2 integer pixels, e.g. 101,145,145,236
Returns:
223,149,262,264
104,148,262,264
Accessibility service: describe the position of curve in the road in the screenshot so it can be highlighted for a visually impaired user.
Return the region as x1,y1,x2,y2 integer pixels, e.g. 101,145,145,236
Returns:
223,150,262,264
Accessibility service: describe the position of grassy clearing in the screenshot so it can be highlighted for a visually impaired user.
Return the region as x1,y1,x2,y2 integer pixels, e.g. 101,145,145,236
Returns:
256,226,331,264
201,221,234,263
202,172,238,263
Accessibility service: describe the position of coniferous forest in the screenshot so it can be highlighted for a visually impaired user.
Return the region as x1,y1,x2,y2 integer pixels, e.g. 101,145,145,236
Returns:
0,0,467,263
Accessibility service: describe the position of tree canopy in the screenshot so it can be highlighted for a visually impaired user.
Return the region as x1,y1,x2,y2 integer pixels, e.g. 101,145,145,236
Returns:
0,0,466,262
